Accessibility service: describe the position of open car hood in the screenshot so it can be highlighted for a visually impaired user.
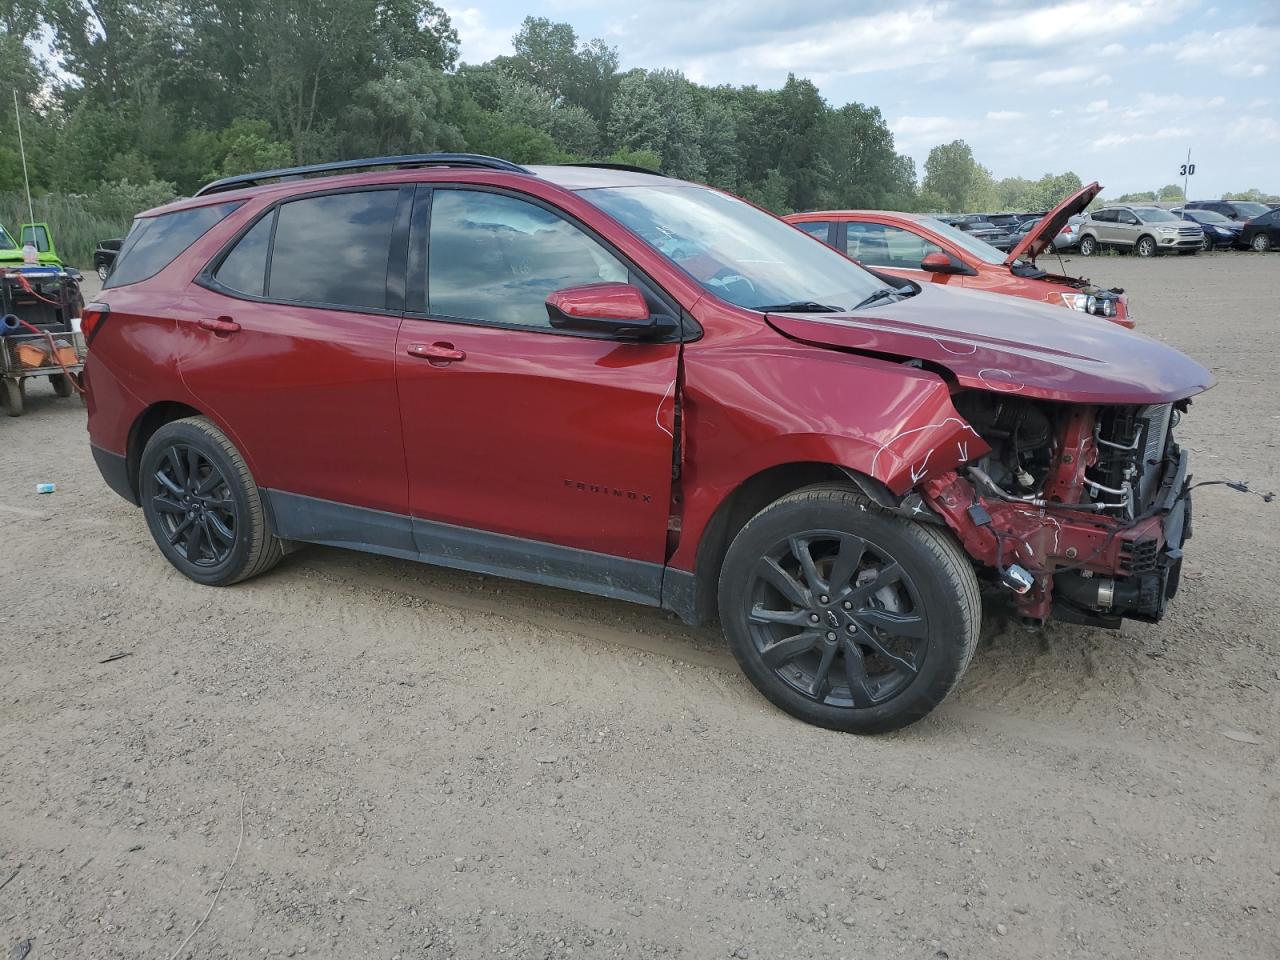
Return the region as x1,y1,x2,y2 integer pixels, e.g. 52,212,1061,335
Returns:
766,285,1213,405
1004,181,1100,266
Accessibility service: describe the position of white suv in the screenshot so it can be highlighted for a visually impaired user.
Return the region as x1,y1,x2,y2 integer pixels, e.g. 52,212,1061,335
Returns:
1078,206,1203,257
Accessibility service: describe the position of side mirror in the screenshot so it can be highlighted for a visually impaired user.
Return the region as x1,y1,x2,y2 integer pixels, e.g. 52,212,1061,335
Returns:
920,251,966,274
546,283,676,338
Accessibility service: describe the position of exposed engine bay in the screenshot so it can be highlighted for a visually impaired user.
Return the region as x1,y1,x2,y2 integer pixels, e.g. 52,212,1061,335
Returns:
922,391,1193,627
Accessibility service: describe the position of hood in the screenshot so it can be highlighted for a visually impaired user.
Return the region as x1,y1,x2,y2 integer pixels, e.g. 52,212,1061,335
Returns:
766,284,1214,405
1005,181,1101,266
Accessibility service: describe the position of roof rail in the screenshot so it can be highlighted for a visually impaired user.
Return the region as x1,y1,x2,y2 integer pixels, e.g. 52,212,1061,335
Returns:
194,153,531,197
561,162,669,178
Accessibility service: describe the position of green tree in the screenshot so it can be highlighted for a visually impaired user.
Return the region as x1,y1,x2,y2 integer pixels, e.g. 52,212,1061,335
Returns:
923,141,985,212
342,59,463,157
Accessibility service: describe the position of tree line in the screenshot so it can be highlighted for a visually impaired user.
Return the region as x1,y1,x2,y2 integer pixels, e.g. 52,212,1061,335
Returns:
3,1,1271,258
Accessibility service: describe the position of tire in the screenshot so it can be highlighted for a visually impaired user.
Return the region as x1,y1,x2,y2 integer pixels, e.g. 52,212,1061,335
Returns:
1252,234,1271,252
3,378,24,417
718,484,981,734
1201,235,1212,251
96,263,109,281
1136,235,1157,257
49,373,73,398
1078,234,1098,256
139,416,283,586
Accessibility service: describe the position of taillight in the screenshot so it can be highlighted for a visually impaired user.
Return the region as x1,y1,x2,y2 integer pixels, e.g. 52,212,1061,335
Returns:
81,302,109,346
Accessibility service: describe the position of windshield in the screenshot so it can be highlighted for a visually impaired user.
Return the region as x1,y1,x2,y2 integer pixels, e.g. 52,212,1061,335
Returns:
919,217,1007,264
581,185,887,311
1135,207,1181,223
1184,209,1230,224
1229,201,1270,218
0,228,16,250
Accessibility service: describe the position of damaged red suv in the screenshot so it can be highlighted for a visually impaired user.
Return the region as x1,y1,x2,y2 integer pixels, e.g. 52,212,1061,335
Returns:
83,155,1212,733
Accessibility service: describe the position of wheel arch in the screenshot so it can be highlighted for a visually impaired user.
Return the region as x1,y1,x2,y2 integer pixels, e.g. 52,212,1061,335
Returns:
125,401,208,502
679,461,899,625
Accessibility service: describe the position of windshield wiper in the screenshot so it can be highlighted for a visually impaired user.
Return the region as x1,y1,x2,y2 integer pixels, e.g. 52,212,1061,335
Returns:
754,301,843,313
852,287,904,310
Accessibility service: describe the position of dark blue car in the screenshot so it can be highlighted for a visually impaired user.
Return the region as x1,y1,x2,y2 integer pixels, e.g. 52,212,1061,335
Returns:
1174,208,1243,250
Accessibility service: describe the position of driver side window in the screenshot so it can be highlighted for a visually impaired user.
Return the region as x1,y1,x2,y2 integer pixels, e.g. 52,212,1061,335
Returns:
427,189,628,329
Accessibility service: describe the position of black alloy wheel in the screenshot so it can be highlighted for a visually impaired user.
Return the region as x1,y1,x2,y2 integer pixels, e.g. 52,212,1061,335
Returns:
745,531,927,709
719,485,980,734
139,416,283,585
148,443,239,568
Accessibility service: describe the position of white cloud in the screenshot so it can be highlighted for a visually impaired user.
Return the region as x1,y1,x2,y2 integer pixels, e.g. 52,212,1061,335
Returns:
985,110,1025,121
444,5,516,63
1090,126,1191,150
1086,99,1109,113
1145,26,1280,77
962,0,1187,49
1228,116,1280,143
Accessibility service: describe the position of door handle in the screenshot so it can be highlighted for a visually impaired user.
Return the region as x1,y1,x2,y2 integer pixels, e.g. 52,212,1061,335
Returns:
407,342,465,364
198,317,241,335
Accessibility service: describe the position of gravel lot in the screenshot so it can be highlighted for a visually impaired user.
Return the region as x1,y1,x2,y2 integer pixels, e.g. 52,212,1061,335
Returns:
1,252,1277,959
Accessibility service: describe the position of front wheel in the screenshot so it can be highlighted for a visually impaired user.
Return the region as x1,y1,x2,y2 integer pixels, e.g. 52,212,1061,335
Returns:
1253,234,1271,252
139,416,283,586
96,263,110,281
49,373,74,398
1078,234,1098,256
718,485,981,734
1136,235,1157,257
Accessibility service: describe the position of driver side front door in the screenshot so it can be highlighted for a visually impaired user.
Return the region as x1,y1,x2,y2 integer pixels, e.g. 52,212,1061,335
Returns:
394,186,682,604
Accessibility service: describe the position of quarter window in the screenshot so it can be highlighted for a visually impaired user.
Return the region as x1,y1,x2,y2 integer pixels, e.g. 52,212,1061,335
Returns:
268,191,399,310
795,221,832,244
214,212,274,297
427,190,627,329
846,222,941,270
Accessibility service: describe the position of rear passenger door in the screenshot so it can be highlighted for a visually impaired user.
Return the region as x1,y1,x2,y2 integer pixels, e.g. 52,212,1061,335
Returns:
182,187,411,520
394,185,681,603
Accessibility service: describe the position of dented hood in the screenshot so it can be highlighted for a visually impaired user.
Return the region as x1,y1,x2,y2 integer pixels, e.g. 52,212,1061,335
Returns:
1004,181,1100,265
766,284,1214,405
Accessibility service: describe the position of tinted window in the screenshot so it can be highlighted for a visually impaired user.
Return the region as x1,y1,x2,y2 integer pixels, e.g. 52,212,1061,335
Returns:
846,222,941,270
105,201,241,289
268,191,399,309
214,212,275,297
428,189,627,328
795,220,831,243
0,228,15,250
1090,209,1115,222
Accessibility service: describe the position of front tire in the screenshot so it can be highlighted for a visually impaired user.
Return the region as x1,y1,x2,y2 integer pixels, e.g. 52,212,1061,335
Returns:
718,485,981,734
139,416,283,586
1078,234,1098,256
1136,235,1157,257
1252,234,1271,252
96,263,110,281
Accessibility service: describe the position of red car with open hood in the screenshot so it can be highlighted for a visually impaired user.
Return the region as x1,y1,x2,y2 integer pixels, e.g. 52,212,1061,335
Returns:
83,155,1207,734
786,182,1132,327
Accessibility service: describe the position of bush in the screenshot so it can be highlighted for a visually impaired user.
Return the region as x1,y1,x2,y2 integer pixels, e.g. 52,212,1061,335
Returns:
0,179,178,267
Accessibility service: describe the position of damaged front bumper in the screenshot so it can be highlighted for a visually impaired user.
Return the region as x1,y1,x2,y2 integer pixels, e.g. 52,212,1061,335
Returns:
920,443,1193,628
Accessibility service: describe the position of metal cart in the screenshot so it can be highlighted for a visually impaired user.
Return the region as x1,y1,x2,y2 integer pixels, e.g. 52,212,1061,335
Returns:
1,266,86,418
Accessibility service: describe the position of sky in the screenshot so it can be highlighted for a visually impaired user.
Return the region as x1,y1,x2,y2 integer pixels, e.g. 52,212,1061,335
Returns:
442,0,1280,198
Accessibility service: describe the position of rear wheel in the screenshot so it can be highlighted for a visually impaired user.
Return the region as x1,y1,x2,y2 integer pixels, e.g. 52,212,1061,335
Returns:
139,416,283,586
49,373,73,398
96,263,110,281
1078,234,1098,256
718,485,981,734
1252,233,1271,252
1136,235,1157,257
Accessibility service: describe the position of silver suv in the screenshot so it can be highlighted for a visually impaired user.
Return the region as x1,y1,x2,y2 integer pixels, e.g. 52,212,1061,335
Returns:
1078,206,1203,257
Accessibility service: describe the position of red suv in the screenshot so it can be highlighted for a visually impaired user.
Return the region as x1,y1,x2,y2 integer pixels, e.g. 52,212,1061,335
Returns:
83,154,1212,733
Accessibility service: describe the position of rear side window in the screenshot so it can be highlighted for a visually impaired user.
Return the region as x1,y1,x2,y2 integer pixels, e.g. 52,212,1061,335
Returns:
214,213,275,297
268,191,399,309
105,201,241,289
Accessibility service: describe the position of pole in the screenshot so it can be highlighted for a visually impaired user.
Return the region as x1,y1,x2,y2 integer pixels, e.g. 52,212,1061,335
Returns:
1181,147,1191,219
13,89,35,228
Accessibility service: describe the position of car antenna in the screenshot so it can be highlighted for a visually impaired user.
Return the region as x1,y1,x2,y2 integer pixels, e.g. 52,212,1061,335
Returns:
13,89,36,229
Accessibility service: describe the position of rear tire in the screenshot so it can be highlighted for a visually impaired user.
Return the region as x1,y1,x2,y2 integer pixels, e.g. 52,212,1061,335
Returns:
1252,234,1271,252
718,485,981,734
50,374,73,398
1078,234,1098,256
1136,235,1157,257
139,416,283,586
96,263,110,281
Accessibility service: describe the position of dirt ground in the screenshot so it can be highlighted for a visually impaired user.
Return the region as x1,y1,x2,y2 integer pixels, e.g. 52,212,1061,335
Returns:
1,252,1277,960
